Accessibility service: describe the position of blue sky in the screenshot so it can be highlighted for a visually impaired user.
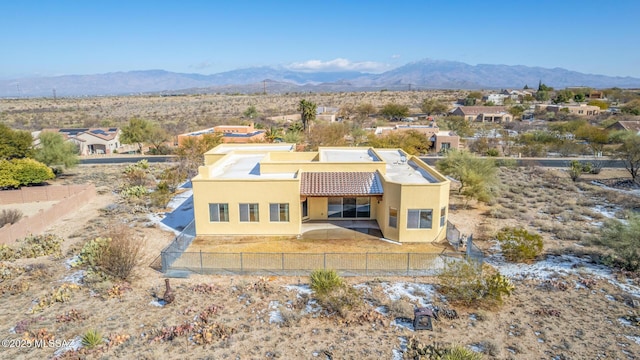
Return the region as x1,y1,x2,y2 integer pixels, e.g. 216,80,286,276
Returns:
1,0,639,79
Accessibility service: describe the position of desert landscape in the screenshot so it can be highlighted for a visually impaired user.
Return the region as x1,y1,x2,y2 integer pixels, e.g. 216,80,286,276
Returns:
0,158,639,359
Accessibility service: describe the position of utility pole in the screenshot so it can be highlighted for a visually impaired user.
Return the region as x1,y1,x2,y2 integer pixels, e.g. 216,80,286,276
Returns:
407,83,412,91
53,88,57,102
263,80,266,95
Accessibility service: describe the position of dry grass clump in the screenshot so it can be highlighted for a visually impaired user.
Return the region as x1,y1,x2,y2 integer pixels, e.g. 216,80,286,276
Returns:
0,208,23,227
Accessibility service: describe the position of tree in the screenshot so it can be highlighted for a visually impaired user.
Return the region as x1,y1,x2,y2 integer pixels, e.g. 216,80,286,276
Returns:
467,91,483,100
441,116,473,137
264,127,283,143
298,99,317,134
0,124,34,160
574,93,586,103
120,118,153,153
34,132,78,170
420,98,449,115
306,123,350,150
243,105,259,119
176,133,223,177
552,90,573,104
366,131,431,155
537,81,553,92
436,150,498,205
614,134,640,183
355,102,376,120
535,91,550,102
622,99,640,115
588,100,609,110
595,213,640,271
508,105,526,120
574,124,609,156
380,103,409,120
145,126,171,155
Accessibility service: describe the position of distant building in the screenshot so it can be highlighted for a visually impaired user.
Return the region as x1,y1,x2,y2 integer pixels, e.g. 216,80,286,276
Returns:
482,94,510,105
36,127,124,155
177,123,265,146
606,120,640,135
535,104,600,116
374,123,460,153
450,106,512,123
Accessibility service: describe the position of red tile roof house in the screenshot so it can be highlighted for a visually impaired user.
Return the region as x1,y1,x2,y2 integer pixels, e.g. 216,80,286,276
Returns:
36,128,127,155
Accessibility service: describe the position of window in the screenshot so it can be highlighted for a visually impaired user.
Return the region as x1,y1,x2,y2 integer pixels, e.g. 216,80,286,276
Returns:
327,197,371,218
407,209,433,229
239,203,259,222
269,203,289,222
389,207,398,228
209,203,229,222
440,206,446,227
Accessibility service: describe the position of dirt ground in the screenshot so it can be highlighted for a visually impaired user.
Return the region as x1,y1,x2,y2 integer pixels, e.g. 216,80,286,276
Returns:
0,165,639,359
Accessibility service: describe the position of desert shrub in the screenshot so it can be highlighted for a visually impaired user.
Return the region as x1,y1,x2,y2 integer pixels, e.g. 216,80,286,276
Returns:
593,214,640,271
0,158,55,188
0,209,23,227
495,227,543,263
310,269,344,296
77,226,144,280
120,185,149,198
98,226,144,280
387,298,414,319
438,259,514,307
81,329,103,349
149,182,173,208
486,148,499,157
123,159,150,186
4,234,63,260
309,269,362,317
442,345,484,360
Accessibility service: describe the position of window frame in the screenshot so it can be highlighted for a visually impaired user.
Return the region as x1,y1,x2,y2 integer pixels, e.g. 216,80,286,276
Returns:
269,203,290,222
239,203,260,222
209,203,229,222
388,207,398,228
407,209,433,229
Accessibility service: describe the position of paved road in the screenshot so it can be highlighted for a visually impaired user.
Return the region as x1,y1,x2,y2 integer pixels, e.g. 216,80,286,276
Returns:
420,157,626,168
80,155,626,168
80,155,176,164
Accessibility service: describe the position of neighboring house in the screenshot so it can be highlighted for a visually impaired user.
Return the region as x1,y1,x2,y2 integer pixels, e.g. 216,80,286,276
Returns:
374,123,460,152
450,106,512,123
535,104,600,116
606,120,640,135
192,143,451,243
482,94,510,105
177,123,265,146
36,128,124,155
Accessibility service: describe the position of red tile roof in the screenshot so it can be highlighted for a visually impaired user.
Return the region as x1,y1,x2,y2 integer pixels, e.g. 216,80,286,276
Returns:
300,172,383,196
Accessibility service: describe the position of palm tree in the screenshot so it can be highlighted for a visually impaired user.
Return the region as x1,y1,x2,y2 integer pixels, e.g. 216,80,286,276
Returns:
264,127,282,143
298,99,317,134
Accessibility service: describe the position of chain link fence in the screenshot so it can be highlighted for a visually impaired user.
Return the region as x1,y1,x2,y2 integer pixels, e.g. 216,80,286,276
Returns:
153,220,483,276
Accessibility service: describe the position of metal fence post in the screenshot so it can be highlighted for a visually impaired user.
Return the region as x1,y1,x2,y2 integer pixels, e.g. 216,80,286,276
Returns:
407,253,410,276
323,253,326,269
365,253,368,276
281,253,284,271
200,250,203,274
240,253,243,273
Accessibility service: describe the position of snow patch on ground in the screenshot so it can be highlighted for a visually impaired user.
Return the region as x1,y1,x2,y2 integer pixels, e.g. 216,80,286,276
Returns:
149,299,167,307
487,253,640,298
53,336,83,357
380,282,435,307
65,255,81,269
625,335,640,345
269,300,283,324
62,270,85,285
391,336,408,360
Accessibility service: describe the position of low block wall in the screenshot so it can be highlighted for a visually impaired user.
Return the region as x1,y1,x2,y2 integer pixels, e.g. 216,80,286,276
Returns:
0,184,96,244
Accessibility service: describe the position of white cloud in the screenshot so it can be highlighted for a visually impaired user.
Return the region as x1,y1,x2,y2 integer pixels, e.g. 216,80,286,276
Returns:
286,58,390,73
391,54,401,59
189,61,214,70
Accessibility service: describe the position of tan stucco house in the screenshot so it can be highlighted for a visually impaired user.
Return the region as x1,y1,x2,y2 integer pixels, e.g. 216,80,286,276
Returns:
451,106,512,123
177,124,265,146
37,128,124,155
191,144,451,243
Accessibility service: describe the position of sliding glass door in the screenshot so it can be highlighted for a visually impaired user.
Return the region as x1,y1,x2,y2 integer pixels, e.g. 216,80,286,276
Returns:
327,197,370,218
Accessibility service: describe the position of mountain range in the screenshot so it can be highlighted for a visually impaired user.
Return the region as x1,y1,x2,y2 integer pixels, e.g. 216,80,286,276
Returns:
2,59,640,98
